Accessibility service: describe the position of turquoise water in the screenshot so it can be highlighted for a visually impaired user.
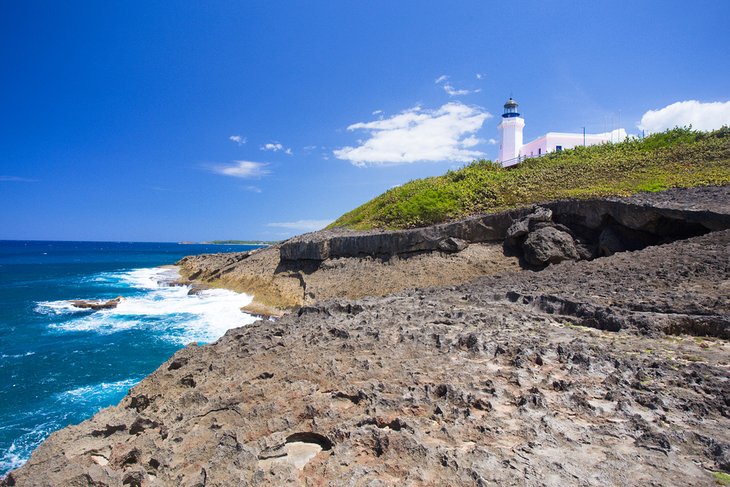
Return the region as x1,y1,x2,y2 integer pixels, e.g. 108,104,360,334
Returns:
0,240,262,476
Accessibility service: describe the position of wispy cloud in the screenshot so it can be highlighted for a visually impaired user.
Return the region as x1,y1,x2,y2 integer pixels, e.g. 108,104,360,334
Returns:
266,219,333,232
243,185,262,193
638,100,730,133
0,175,38,182
208,160,270,178
229,135,247,146
261,142,293,155
444,83,480,96
487,138,497,145
372,109,383,116
435,75,480,96
333,102,491,166
476,73,484,80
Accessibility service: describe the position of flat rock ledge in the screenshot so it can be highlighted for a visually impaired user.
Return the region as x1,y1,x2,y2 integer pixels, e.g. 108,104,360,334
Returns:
5,225,730,486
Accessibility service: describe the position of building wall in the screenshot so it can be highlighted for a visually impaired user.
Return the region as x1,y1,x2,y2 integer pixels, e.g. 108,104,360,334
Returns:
519,129,628,159
521,136,547,158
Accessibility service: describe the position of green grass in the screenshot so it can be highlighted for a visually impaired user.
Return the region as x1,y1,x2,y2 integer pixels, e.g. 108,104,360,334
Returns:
330,127,730,230
714,471,730,486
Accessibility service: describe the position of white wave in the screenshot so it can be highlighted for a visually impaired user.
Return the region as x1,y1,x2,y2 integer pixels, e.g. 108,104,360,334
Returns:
0,421,56,476
48,315,140,334
35,300,90,316
0,352,35,359
118,267,178,290
0,378,140,476
54,377,141,404
0,439,29,476
43,267,256,344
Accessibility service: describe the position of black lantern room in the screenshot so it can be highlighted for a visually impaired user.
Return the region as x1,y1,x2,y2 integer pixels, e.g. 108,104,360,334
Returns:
502,98,520,118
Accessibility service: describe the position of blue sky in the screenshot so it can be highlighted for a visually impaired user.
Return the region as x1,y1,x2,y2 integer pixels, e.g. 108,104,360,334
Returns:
2,1,729,242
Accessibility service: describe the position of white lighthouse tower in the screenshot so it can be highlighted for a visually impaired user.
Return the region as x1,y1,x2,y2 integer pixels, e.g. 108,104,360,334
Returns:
497,97,525,165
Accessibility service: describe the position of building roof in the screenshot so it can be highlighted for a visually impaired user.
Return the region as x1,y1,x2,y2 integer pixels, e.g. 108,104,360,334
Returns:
503,98,518,109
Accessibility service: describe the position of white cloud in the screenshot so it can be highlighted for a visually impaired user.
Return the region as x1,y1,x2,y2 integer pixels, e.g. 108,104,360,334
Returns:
638,100,730,133
434,74,479,96
266,219,333,231
593,128,630,142
209,161,270,178
487,138,497,145
229,135,247,145
0,175,37,182
261,142,283,152
333,102,491,166
261,142,293,154
443,83,480,97
372,109,383,116
243,185,262,193
476,73,484,80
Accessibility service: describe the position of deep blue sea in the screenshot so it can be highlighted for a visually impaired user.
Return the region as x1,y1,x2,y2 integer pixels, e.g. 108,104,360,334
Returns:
0,240,262,476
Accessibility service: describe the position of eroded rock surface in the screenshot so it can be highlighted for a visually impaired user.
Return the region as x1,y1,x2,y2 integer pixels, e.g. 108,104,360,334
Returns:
6,228,730,486
177,242,521,309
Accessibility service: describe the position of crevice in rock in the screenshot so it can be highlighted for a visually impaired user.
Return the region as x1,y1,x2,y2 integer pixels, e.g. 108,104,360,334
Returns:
331,390,367,404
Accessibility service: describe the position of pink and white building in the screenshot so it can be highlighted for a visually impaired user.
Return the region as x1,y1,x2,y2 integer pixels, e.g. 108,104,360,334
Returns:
497,98,628,167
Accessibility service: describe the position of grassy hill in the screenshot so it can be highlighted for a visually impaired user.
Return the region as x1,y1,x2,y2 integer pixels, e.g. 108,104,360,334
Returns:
330,127,730,230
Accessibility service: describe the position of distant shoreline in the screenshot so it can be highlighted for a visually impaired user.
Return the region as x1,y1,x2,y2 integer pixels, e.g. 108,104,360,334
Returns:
178,240,277,246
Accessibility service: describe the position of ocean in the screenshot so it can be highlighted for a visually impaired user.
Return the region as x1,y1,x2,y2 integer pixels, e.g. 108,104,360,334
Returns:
0,240,262,476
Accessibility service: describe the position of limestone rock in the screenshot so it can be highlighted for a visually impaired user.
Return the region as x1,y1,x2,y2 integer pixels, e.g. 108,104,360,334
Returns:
437,237,469,252
506,206,553,242
69,296,124,310
522,226,579,266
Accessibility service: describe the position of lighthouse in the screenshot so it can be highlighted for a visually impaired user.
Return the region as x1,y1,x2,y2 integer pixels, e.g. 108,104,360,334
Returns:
497,97,525,164
496,97,629,167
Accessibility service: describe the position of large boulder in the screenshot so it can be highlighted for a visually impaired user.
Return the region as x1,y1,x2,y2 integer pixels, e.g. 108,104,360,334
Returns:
522,227,579,266
506,206,553,243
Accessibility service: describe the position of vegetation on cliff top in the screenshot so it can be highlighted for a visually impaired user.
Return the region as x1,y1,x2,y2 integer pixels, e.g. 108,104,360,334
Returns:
330,127,730,230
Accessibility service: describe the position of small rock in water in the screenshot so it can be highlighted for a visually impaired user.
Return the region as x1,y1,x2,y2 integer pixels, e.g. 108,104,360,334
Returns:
69,296,124,311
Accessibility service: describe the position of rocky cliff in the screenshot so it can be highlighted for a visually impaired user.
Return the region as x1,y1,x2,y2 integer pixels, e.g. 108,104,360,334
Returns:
4,186,730,486
176,186,730,313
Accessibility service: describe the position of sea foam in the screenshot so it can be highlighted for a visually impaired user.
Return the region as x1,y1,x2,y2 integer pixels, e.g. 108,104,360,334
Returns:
54,378,141,405
38,267,257,344
0,377,142,474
